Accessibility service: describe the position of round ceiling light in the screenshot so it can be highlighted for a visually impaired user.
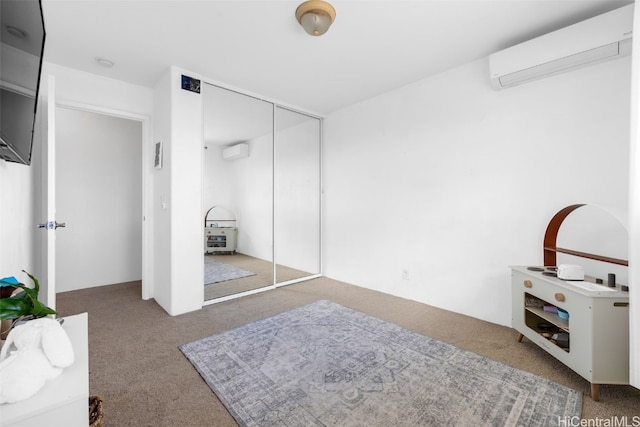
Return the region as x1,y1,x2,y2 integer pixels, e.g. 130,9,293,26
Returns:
5,25,27,40
295,0,336,37
95,57,115,68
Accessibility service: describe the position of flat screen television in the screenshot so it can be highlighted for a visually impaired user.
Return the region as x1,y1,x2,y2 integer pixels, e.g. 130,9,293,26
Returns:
0,0,46,165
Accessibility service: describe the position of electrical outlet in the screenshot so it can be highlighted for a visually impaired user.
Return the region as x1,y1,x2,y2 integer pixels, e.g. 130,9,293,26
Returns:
402,269,410,280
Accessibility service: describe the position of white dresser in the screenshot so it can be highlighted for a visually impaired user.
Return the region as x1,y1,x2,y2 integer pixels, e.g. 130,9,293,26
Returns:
1,313,89,426
511,266,629,401
204,226,238,254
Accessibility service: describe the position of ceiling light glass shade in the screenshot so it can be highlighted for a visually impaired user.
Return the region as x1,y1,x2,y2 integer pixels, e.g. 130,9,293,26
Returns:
5,25,27,39
299,12,331,36
95,57,115,68
296,1,336,36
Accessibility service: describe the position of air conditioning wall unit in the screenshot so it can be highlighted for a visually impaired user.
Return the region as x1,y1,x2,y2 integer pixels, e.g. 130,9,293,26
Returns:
489,4,633,90
222,143,249,161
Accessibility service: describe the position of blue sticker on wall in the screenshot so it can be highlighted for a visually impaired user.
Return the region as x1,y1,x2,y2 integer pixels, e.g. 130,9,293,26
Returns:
181,75,201,94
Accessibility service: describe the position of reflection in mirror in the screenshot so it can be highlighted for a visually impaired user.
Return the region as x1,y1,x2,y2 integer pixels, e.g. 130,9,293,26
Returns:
274,106,321,284
556,204,628,284
202,83,273,301
0,0,46,164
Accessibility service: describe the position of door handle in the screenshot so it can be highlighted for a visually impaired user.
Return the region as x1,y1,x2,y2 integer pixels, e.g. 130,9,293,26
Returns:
37,221,66,230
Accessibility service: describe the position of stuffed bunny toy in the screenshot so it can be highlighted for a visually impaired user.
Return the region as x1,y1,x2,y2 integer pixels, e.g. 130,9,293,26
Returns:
0,317,74,404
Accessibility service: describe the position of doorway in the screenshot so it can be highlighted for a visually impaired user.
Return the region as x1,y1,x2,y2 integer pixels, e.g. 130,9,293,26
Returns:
55,107,143,292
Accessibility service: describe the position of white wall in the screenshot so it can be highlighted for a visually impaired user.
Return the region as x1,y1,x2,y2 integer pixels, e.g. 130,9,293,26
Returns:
152,66,203,316
55,107,142,292
231,134,273,260
324,56,631,327
0,161,36,279
203,146,233,220
204,136,274,261
274,117,321,273
203,112,321,275
152,70,172,312
42,63,153,117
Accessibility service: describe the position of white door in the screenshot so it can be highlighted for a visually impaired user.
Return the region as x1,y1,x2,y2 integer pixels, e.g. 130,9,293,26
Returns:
34,76,150,307
35,75,58,310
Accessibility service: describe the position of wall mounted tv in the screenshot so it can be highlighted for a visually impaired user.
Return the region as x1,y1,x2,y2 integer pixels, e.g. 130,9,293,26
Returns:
0,0,46,165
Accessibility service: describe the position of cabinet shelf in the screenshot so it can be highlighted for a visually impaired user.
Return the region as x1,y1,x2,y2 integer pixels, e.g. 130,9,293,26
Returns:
525,306,569,332
512,266,629,402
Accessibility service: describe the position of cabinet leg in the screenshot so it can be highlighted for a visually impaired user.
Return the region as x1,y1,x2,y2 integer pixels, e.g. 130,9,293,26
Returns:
517,333,524,342
590,383,600,401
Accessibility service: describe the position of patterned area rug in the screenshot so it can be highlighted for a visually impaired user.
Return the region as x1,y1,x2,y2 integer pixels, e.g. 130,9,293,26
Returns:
180,300,582,427
204,256,255,285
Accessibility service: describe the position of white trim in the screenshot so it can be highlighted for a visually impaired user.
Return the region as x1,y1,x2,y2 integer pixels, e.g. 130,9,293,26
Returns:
275,274,322,288
272,104,277,285
201,78,324,120
54,100,153,301
628,3,640,389
46,75,56,311
319,117,324,277
0,80,36,98
203,274,324,308
202,284,277,306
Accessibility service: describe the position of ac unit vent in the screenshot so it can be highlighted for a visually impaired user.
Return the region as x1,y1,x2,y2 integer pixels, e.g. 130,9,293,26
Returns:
222,143,249,161
489,4,633,90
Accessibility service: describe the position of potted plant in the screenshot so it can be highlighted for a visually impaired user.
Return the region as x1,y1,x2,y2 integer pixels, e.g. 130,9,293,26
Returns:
0,270,56,339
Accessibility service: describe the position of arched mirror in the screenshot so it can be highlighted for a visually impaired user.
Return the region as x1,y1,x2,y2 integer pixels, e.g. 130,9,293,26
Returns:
203,84,274,301
555,204,628,284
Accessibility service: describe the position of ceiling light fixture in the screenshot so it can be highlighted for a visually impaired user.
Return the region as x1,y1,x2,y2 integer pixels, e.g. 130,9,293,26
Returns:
295,0,336,37
5,25,27,40
95,57,115,68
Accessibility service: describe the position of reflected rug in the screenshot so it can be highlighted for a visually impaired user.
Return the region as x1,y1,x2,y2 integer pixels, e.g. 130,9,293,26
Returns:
179,300,582,427
204,257,255,285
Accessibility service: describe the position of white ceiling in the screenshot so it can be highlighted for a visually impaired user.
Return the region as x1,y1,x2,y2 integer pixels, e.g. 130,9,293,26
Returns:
40,0,633,116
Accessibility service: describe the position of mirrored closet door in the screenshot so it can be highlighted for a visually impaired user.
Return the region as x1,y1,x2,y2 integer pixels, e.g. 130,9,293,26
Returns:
202,84,322,302
203,83,274,301
274,106,321,284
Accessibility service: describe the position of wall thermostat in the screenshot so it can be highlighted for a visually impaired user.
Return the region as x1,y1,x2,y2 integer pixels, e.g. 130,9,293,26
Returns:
181,75,200,93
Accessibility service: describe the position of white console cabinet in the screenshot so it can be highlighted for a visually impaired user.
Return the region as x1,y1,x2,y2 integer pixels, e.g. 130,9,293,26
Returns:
1,313,89,426
204,227,238,254
511,266,629,401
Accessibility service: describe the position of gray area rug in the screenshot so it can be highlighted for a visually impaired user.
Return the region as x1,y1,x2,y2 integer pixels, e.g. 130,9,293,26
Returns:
204,256,255,285
179,300,582,427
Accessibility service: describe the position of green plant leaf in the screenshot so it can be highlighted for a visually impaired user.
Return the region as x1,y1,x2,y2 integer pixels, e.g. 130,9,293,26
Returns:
0,298,30,319
0,298,30,311
0,271,56,319
22,270,40,294
10,285,37,305
31,300,56,316
0,310,24,320
0,310,25,320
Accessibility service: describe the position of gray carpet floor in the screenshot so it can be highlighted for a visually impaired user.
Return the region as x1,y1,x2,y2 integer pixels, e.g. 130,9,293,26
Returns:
204,253,313,301
204,256,255,285
56,277,640,426
181,300,582,426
